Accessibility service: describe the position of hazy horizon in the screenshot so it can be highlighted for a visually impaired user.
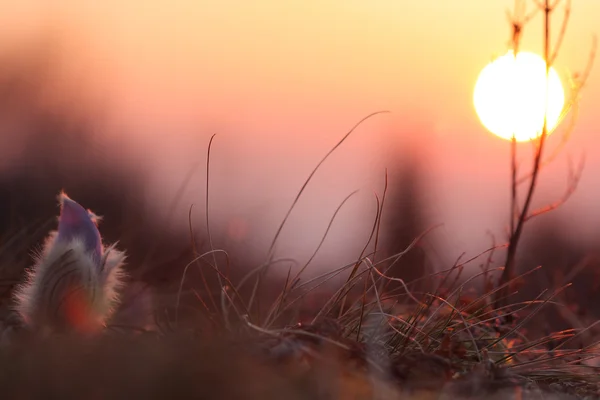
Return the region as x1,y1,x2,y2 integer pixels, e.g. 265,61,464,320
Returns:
1,0,599,274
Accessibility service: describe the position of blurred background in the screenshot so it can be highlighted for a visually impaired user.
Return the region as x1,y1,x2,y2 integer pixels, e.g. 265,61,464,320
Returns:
1,1,599,327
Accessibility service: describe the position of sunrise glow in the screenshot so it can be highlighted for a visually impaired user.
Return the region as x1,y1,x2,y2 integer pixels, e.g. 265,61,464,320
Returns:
473,50,565,142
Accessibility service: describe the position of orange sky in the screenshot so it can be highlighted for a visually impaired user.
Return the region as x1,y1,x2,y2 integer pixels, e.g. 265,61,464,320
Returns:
1,1,599,268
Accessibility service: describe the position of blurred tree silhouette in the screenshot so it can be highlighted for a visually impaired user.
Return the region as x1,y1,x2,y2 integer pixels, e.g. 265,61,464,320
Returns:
381,154,430,292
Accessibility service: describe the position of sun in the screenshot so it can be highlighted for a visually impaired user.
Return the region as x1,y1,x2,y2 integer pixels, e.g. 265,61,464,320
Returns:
473,50,565,142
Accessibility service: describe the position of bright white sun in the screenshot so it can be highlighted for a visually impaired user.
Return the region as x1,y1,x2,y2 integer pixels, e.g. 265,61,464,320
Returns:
474,50,565,142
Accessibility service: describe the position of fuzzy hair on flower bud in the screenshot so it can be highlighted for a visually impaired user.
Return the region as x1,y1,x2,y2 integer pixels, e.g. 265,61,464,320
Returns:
13,192,127,335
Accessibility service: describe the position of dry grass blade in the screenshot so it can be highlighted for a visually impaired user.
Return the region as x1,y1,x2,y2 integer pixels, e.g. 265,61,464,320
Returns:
263,190,359,327
265,110,389,264
175,249,230,325
245,111,389,317
204,134,225,289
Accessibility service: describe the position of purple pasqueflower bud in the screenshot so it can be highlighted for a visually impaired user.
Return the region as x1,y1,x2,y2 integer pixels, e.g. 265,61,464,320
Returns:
13,192,127,335
56,192,103,262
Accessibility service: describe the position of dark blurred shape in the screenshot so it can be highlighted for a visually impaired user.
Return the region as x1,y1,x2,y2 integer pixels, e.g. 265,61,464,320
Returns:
515,215,600,342
381,153,430,292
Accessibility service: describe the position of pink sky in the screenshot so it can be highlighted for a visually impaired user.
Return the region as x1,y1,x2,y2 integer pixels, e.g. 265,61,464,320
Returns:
1,1,599,270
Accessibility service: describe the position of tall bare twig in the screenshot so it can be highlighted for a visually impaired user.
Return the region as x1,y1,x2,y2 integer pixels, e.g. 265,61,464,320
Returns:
495,0,595,312
495,0,553,309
